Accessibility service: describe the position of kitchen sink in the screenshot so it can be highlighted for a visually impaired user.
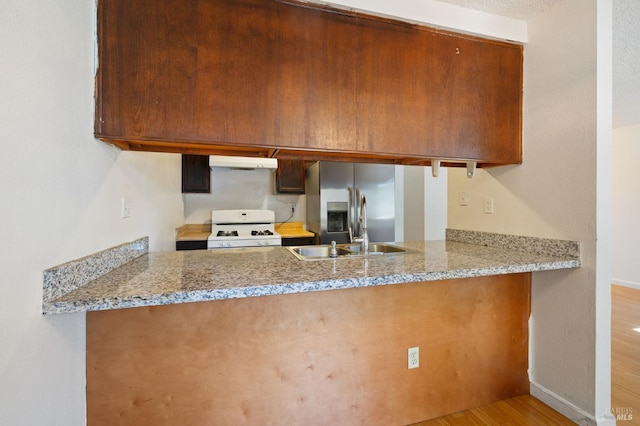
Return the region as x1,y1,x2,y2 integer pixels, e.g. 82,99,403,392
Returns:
287,243,406,260
340,243,407,254
288,245,352,260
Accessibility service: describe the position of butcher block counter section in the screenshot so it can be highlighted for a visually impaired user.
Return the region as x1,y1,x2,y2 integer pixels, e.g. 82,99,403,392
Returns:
275,221,314,238
175,224,210,241
43,229,580,315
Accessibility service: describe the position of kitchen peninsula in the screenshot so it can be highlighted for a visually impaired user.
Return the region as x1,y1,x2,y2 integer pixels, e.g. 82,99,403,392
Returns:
43,230,579,425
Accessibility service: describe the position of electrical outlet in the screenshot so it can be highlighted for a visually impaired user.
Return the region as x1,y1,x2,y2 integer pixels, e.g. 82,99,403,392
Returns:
408,347,419,369
289,203,295,214
483,197,494,214
121,197,131,218
459,192,469,206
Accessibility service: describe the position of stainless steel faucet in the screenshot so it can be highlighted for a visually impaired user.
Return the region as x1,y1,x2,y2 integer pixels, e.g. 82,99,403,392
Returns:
352,195,369,254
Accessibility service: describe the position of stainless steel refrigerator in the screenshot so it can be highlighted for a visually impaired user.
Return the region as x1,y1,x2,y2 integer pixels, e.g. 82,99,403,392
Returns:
306,161,395,244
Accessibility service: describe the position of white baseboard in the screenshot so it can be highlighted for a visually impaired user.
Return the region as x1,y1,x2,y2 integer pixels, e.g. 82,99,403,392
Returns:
612,278,640,290
530,382,616,426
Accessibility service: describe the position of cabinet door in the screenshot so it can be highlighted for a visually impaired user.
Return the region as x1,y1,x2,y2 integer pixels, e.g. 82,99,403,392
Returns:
428,33,522,163
182,155,210,193
193,0,279,147
281,236,316,246
271,6,358,152
276,159,305,194
96,0,199,141
356,20,522,163
356,19,434,156
176,240,208,251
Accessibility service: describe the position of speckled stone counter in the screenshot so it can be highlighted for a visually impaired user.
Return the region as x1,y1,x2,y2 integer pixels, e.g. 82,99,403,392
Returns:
42,230,580,315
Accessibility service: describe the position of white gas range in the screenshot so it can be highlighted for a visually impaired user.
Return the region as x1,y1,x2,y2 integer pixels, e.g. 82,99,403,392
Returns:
207,209,282,249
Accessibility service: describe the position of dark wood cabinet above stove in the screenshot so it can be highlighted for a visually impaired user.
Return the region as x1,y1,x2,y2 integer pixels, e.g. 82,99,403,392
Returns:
276,160,306,194
95,0,523,168
181,155,210,194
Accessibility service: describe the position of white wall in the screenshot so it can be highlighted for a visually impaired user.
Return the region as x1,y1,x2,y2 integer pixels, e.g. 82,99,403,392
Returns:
183,168,306,224
401,166,447,241
424,168,447,240
612,124,640,288
448,0,612,423
403,166,425,241
0,0,184,424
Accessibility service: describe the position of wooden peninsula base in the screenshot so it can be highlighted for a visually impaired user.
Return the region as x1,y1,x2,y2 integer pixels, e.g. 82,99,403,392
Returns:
87,273,531,425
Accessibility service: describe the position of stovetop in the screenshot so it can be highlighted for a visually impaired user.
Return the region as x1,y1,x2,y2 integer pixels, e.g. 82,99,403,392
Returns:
208,209,281,249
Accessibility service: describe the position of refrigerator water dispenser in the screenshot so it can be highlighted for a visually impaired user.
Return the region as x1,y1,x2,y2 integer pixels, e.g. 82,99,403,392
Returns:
327,202,348,232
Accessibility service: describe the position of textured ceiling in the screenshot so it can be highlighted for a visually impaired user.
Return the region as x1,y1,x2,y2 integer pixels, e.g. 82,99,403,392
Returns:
436,0,640,128
436,0,561,20
612,0,640,128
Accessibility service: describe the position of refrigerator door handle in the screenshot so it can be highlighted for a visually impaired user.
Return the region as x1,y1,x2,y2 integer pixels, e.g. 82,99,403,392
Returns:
347,186,354,242
354,186,360,237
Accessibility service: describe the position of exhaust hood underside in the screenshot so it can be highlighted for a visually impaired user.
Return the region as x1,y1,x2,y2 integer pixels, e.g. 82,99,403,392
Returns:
209,155,278,169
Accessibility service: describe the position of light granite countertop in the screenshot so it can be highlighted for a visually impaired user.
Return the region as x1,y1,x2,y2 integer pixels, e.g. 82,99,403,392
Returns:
43,230,580,315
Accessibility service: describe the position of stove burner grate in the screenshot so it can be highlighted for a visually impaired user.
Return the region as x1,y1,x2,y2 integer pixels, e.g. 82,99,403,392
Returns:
251,230,274,236
216,230,238,237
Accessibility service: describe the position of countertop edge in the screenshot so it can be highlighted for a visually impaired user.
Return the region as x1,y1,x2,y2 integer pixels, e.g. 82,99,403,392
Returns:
42,257,580,315
42,237,149,305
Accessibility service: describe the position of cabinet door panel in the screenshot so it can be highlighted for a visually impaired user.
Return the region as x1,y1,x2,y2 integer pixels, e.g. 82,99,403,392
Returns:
272,7,357,151
429,34,522,163
276,159,305,194
182,155,210,193
97,0,198,140
356,19,434,156
194,0,281,145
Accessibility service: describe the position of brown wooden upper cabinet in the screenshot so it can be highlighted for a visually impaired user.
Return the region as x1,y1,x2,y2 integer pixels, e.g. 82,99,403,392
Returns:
95,0,523,168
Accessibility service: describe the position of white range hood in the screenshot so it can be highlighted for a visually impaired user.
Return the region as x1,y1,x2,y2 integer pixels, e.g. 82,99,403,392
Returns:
209,155,278,170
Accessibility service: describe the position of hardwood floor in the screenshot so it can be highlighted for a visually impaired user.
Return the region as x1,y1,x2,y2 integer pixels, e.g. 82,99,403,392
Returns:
612,285,640,421
409,395,575,425
411,285,640,425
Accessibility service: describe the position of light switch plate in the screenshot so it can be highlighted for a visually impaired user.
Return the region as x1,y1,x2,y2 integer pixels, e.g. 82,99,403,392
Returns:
121,197,131,218
483,197,494,214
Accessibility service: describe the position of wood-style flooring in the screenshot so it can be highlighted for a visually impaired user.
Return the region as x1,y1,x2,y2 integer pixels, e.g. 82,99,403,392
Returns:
410,395,574,425
411,284,640,425
612,285,640,423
